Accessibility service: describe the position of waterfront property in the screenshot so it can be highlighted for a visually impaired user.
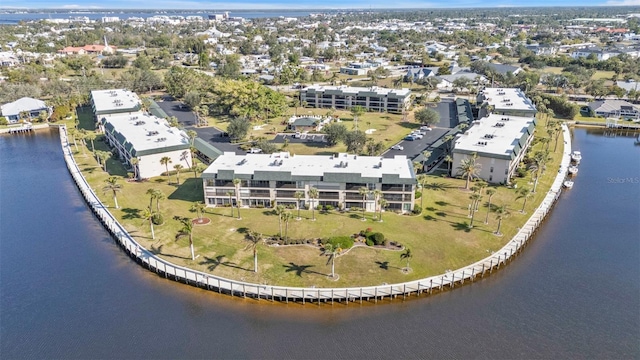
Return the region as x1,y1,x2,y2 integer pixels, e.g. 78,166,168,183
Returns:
588,99,640,120
201,151,416,212
477,88,537,118
452,114,537,184
300,85,411,113
1,97,50,123
98,113,191,179
90,89,142,121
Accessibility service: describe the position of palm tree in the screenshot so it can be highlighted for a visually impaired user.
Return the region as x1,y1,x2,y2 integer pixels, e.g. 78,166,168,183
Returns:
516,187,532,214
283,211,293,241
358,186,369,220
175,218,196,260
160,156,172,182
190,201,206,221
484,189,496,224
85,132,96,153
494,205,510,236
146,188,157,210
421,150,432,173
96,151,110,171
173,164,184,185
457,153,481,190
532,150,551,193
225,190,235,217
274,205,285,238
245,231,263,273
443,134,454,154
67,127,79,152
400,248,413,270
153,189,165,212
294,191,304,220
417,174,428,212
379,198,388,222
142,206,156,240
444,155,453,176
102,176,122,209
469,193,482,228
130,157,139,180
232,178,242,219
372,189,383,221
79,129,87,156
350,105,365,131
308,187,319,221
323,243,341,279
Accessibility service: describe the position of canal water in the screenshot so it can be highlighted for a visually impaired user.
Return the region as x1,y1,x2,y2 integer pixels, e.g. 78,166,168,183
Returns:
1,128,638,359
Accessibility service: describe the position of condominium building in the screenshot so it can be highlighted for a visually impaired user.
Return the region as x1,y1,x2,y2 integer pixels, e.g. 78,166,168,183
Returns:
452,114,537,184
477,87,537,118
300,85,411,113
201,152,417,212
99,113,192,179
90,89,142,121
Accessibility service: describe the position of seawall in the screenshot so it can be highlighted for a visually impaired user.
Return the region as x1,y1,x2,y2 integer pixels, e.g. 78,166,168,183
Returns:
58,124,573,305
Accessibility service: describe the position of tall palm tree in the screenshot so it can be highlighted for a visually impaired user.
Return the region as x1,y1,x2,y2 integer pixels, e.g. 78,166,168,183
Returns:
484,189,496,224
67,127,79,152
358,186,370,220
175,218,196,260
323,243,341,279
350,105,365,131
85,132,96,153
372,189,383,221
102,176,122,209
153,189,165,212
130,157,139,180
160,156,172,182
378,198,388,222
232,178,242,219
516,187,532,214
244,231,263,273
457,153,481,190
469,193,482,228
283,211,293,241
97,151,110,171
443,134,454,154
225,190,234,217
494,205,510,236
400,248,413,270
444,155,453,176
146,188,157,210
142,206,156,239
274,205,285,238
294,191,304,220
190,201,206,221
173,164,184,185
79,129,87,156
417,174,428,211
308,187,319,221
421,150,432,173
474,181,488,211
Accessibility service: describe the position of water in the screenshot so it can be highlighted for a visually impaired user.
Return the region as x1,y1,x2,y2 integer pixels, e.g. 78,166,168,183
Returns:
1,128,638,359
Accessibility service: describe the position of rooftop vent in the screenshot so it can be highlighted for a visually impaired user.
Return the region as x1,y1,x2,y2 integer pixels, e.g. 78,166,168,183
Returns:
484,134,494,139
477,141,488,146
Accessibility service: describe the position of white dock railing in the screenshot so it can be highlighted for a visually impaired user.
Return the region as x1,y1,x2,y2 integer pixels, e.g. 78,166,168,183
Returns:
58,124,572,304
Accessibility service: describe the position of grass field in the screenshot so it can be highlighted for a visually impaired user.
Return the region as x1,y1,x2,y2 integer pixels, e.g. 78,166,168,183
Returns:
591,70,615,80
72,116,563,288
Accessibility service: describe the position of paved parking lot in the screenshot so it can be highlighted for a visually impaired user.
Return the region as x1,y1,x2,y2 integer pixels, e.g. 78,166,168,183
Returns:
383,127,449,159
272,133,326,143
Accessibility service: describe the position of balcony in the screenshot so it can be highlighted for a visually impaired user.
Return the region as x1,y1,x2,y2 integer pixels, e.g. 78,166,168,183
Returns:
276,181,297,189
276,190,297,198
345,193,365,201
250,190,271,197
381,184,404,192
319,192,339,200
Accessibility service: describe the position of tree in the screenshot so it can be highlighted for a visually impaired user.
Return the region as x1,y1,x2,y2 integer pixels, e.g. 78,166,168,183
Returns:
358,186,370,221
379,198,388,222
160,156,172,182
414,107,440,127
96,151,110,172
133,55,153,70
444,155,453,176
233,178,242,219
102,176,122,209
372,189,383,221
350,105,365,131
516,187,532,214
245,231,263,273
283,211,293,241
308,187,319,221
400,248,413,271
322,243,341,279
469,193,482,228
146,188,157,210
484,189,496,224
421,150,432,173
457,153,481,189
190,201,206,221
175,218,196,260
345,130,367,154
142,206,156,240
227,117,250,142
323,123,347,146
494,205,510,236
416,174,428,212
294,191,304,220
274,205,286,238
85,132,96,153
226,190,235,217
170,164,183,185
130,157,139,180
153,189,166,212
532,150,550,193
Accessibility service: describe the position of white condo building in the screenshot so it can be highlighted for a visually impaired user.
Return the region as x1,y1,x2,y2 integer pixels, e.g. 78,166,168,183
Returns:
477,87,537,118
300,85,411,113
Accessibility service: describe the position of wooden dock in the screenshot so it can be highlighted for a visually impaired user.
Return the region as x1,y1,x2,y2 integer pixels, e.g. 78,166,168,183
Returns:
58,124,573,305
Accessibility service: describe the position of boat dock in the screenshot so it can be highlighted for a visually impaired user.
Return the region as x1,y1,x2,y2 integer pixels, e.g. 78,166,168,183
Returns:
58,124,573,305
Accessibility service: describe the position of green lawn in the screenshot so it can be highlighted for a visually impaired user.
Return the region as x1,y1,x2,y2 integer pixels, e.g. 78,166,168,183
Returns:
73,118,563,288
591,70,615,80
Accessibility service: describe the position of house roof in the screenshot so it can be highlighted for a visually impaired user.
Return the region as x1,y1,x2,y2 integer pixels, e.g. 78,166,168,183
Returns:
291,117,317,127
1,97,48,117
486,63,521,75
588,99,640,113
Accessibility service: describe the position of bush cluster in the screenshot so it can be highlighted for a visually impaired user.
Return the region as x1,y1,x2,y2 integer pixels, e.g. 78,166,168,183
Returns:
322,235,354,249
151,212,164,225
412,205,422,215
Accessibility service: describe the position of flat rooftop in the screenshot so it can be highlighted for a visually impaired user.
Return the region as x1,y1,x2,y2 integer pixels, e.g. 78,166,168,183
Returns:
91,89,141,114
480,87,536,113
102,113,190,156
303,85,411,97
453,114,536,159
203,152,415,182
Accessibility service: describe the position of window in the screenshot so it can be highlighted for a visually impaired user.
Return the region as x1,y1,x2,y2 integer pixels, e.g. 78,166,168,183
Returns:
505,169,508,175
491,158,496,164
490,167,494,173
489,176,493,182
205,179,215,187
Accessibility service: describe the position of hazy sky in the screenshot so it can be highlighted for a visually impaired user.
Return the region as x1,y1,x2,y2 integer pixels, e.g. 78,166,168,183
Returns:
2,0,640,10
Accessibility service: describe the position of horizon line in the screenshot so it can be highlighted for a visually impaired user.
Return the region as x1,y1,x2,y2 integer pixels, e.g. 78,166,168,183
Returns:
1,5,640,10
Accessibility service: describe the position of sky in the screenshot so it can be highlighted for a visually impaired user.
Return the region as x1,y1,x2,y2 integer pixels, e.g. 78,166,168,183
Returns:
1,0,639,10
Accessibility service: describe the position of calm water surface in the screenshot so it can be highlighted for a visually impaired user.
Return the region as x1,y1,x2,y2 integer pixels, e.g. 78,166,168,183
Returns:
1,128,638,359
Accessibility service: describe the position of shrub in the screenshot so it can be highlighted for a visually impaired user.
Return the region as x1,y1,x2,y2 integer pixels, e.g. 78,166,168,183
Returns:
325,235,354,249
415,191,422,199
316,205,323,211
367,232,385,245
365,239,374,246
324,205,334,211
516,167,528,178
412,205,422,215
151,212,164,225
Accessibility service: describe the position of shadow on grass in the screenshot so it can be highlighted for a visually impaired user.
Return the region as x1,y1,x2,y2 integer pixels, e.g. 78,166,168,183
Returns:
398,121,419,130
435,211,447,218
374,260,401,270
427,182,455,192
435,200,450,207
426,207,437,212
149,244,192,260
349,214,361,219
424,215,437,221
121,207,141,220
283,262,325,277
200,255,249,272
168,178,203,202
451,221,472,232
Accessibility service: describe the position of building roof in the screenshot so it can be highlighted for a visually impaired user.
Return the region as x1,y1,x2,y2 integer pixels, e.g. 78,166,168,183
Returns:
302,85,411,98
453,114,536,160
438,71,486,83
1,97,48,117
202,152,416,184
91,89,142,115
588,99,640,113
100,113,190,157
479,87,537,113
290,117,318,127
486,63,521,75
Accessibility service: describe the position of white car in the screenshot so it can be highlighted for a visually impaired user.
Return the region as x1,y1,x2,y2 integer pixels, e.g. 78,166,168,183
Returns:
420,126,433,131
391,144,404,150
412,133,424,139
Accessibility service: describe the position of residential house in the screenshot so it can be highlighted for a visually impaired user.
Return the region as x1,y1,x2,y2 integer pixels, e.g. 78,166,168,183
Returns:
588,100,640,120
1,97,51,123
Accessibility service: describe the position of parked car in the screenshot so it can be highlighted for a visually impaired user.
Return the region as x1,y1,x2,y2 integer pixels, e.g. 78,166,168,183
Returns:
249,148,263,153
412,133,424,139
420,126,433,131
391,144,404,150
404,135,416,141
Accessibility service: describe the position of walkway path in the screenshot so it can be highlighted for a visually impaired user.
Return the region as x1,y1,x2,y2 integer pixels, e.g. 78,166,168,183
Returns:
58,124,572,304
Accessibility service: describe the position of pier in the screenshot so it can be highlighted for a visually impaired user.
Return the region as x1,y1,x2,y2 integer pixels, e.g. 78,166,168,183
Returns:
59,124,572,305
